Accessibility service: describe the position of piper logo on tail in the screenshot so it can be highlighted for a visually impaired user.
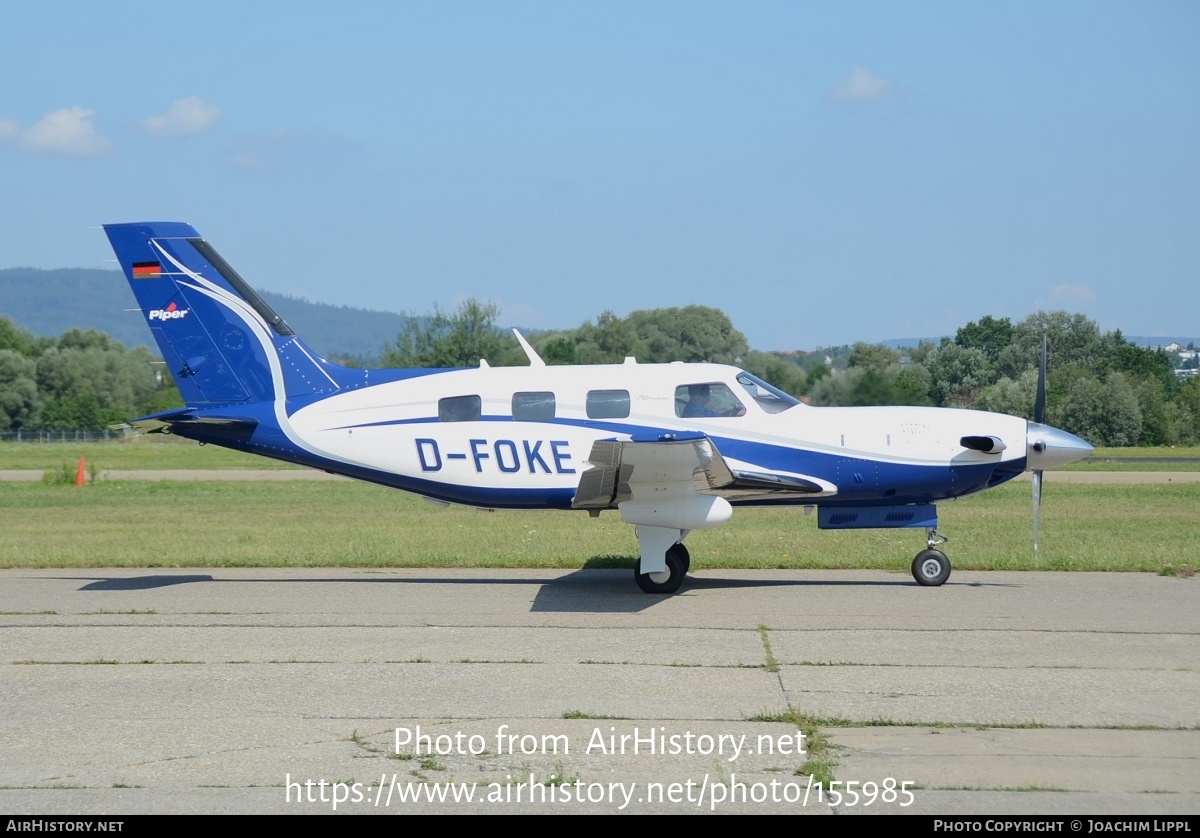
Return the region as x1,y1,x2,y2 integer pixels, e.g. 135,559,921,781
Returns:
149,302,189,321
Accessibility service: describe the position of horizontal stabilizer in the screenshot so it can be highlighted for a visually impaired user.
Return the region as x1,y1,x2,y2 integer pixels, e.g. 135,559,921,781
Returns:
123,407,259,437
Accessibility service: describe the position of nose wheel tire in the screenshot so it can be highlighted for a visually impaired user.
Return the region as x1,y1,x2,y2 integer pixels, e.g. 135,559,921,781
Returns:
635,548,687,594
912,549,951,586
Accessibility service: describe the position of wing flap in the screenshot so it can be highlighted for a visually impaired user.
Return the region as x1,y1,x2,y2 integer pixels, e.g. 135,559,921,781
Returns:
571,435,835,509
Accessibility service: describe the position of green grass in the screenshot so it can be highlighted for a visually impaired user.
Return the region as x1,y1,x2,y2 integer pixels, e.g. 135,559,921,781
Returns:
1062,461,1200,472
747,708,837,784
757,625,780,673
418,755,446,772
562,711,612,719
1061,446,1200,472
1088,446,1200,459
0,437,302,471
1,478,1197,570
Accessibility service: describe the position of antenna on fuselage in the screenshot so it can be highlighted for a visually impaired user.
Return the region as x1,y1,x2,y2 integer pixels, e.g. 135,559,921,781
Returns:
512,329,546,367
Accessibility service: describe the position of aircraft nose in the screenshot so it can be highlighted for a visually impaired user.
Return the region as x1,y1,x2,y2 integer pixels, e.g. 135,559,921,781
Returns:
1026,422,1094,470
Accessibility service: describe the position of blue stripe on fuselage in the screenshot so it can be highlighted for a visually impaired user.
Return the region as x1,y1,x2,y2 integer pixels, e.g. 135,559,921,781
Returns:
169,405,1026,509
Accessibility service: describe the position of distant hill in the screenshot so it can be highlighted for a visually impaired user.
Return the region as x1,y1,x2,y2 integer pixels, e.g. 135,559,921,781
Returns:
3,268,1194,357
0,267,411,360
879,337,948,350
877,335,1198,351
1124,336,1200,349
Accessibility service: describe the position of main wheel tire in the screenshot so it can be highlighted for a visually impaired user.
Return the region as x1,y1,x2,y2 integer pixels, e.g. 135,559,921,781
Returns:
668,542,690,575
912,549,951,586
635,550,686,594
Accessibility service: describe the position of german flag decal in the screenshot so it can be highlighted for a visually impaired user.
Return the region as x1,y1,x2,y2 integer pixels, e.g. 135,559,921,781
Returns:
132,261,162,279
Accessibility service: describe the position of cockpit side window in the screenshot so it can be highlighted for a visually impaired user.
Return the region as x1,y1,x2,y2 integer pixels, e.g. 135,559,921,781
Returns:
675,383,746,418
735,372,801,414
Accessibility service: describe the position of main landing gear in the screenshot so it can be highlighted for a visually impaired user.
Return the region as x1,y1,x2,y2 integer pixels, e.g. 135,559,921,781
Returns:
912,528,951,586
635,543,690,594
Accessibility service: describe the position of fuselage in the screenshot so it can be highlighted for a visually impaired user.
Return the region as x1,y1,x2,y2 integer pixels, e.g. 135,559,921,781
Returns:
178,360,1032,511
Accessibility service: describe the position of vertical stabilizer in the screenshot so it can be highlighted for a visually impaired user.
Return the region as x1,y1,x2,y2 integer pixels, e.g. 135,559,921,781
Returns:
105,222,340,407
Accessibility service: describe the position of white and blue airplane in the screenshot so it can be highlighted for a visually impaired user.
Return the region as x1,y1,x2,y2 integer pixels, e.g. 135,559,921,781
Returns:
104,221,1093,594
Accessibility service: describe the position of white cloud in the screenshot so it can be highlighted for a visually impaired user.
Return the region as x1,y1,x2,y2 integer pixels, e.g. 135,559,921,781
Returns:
827,67,895,104
221,130,298,173
221,127,344,173
141,97,221,140
0,107,113,156
1049,283,1096,304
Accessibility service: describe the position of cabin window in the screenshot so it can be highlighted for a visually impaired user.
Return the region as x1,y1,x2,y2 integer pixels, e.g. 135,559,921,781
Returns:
675,383,746,418
438,395,481,422
586,389,630,419
512,391,556,421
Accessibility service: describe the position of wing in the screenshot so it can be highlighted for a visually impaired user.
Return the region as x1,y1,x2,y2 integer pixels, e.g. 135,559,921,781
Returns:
571,432,837,510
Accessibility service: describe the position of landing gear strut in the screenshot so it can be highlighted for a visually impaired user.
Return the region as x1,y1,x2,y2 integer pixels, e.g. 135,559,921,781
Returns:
911,528,951,586
634,543,689,594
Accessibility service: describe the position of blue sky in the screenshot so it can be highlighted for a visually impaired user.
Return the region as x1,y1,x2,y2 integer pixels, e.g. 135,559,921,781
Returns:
2,1,1197,350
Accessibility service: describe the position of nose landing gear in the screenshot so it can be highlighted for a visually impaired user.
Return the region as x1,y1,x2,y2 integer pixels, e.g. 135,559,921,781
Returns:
912,528,951,586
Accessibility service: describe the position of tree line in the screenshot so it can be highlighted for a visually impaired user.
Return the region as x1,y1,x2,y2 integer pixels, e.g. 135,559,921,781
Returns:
0,318,179,431
4,303,1197,447
822,312,1198,447
380,300,809,397
379,302,1200,447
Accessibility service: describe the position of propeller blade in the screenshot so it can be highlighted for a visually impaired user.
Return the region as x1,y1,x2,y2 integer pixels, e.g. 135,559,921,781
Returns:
1032,468,1043,560
1032,333,1047,560
1033,333,1047,424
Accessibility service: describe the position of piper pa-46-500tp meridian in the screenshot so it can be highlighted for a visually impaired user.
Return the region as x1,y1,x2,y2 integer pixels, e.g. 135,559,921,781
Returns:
104,221,1093,594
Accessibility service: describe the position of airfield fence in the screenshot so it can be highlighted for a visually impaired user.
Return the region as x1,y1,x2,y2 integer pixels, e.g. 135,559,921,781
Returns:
0,429,130,443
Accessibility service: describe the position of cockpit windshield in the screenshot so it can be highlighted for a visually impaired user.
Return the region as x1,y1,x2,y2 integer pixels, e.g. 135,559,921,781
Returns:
736,371,802,414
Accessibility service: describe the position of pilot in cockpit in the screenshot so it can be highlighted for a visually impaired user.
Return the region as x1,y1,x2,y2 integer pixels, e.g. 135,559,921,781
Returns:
682,384,720,418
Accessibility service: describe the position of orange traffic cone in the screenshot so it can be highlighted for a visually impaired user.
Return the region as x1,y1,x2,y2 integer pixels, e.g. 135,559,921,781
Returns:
74,456,86,487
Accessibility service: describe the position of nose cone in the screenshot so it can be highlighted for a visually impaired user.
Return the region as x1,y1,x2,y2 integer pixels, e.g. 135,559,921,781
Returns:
1027,422,1094,470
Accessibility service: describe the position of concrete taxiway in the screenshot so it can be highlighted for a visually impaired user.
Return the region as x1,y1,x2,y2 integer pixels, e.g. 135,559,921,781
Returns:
0,568,1196,815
